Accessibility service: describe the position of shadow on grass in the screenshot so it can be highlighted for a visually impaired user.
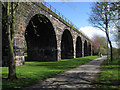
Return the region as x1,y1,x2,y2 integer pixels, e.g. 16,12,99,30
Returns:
92,80,120,86
102,67,119,69
24,57,101,71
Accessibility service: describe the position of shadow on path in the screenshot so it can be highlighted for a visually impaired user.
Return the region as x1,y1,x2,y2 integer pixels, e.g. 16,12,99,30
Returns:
23,56,107,89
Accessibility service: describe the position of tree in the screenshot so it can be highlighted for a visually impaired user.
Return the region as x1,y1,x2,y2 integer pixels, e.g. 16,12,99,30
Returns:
2,2,19,80
2,2,43,80
92,37,100,55
110,2,120,49
89,2,116,61
92,35,107,55
107,2,120,59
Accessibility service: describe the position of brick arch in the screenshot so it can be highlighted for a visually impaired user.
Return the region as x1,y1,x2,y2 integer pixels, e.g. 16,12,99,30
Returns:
25,14,57,61
24,12,57,34
60,27,73,41
61,29,74,59
26,12,59,46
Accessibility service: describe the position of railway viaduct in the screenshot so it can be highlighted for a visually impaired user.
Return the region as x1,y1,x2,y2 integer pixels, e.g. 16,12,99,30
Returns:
2,2,92,66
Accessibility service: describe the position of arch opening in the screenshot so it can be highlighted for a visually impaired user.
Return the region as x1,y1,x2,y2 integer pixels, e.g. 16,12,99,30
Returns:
84,40,88,56
88,44,91,56
2,6,9,66
61,29,74,59
76,36,82,58
25,14,57,61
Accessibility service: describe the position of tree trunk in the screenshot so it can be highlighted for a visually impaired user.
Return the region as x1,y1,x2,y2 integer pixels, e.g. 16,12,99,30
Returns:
6,2,17,80
105,11,113,62
109,41,113,62
105,26,113,62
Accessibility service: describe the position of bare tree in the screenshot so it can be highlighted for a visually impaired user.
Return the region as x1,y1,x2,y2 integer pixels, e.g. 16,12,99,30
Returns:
2,2,43,80
89,2,116,61
2,2,19,80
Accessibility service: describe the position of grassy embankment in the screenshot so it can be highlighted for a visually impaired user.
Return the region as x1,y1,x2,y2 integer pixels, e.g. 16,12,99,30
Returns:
2,56,99,89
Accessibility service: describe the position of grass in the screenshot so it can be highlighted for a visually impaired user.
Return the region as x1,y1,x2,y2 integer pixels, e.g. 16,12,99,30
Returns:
2,56,99,89
92,58,120,89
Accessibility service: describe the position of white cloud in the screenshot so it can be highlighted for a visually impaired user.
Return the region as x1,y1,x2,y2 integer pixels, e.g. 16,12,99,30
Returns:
111,41,120,48
79,26,119,48
79,26,106,39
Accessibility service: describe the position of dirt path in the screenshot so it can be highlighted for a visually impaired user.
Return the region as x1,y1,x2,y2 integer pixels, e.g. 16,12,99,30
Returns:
23,56,107,89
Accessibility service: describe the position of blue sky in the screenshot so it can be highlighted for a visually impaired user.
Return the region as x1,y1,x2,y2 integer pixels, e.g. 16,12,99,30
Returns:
48,2,92,28
44,2,118,48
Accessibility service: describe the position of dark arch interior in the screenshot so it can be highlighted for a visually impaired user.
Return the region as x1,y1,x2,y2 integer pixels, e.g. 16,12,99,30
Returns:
88,44,91,56
2,5,9,66
84,40,88,56
76,36,82,58
61,29,74,59
25,14,57,61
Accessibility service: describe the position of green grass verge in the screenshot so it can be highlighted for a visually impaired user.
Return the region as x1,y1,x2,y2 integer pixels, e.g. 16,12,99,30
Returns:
92,59,120,89
2,56,99,89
